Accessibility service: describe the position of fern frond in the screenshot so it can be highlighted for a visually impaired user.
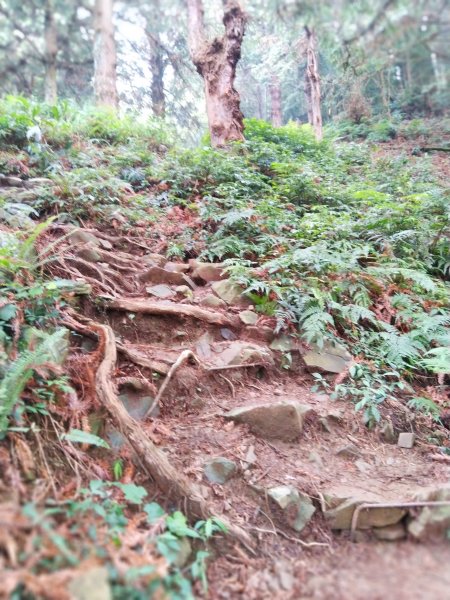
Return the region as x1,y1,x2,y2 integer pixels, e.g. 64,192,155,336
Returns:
0,328,68,434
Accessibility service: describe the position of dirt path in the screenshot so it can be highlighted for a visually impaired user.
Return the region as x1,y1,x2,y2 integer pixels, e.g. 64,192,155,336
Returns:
36,223,450,598
62,247,450,600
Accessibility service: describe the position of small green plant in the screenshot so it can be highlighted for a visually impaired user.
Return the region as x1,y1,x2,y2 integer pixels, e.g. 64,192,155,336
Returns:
407,396,441,420
13,480,226,598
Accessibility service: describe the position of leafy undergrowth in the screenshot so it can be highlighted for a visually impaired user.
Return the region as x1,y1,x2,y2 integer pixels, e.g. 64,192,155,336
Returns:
4,480,221,599
1,96,450,595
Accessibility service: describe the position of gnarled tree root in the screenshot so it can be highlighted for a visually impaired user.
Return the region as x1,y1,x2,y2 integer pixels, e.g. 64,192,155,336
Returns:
107,298,240,327
91,321,253,550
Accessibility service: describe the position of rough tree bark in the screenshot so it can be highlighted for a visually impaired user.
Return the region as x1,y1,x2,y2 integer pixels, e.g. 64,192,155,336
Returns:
147,30,166,117
93,0,118,108
44,0,57,104
270,73,282,127
304,26,323,141
187,0,246,147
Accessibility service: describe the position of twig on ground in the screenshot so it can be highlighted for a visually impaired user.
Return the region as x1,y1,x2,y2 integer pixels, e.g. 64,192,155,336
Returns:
218,373,236,398
144,350,201,418
73,316,254,550
250,526,329,548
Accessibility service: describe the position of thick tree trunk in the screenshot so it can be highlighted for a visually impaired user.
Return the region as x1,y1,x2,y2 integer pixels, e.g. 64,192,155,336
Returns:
187,0,246,147
93,0,118,108
270,73,282,127
147,31,166,117
304,26,322,141
44,0,57,104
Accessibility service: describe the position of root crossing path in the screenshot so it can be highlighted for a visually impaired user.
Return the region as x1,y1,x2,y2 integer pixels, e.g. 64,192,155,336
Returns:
50,225,450,599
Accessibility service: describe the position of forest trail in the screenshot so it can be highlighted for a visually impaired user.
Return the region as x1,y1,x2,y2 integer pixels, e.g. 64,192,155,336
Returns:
2,113,450,598
31,217,450,599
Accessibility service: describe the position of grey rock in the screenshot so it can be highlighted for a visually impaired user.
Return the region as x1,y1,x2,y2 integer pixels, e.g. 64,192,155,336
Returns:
192,262,226,282
220,327,237,341
175,285,192,297
69,230,101,247
270,335,294,352
212,341,273,368
239,310,259,325
246,325,274,343
398,432,415,448
118,378,158,420
195,332,213,360
199,294,226,309
164,261,190,273
68,567,111,600
142,253,167,267
98,238,113,250
138,266,196,290
211,279,250,306
76,246,102,262
373,522,407,541
140,265,187,286
243,445,257,468
303,340,351,374
146,284,176,299
225,401,313,442
323,497,406,530
336,444,361,459
204,457,236,484
268,486,316,532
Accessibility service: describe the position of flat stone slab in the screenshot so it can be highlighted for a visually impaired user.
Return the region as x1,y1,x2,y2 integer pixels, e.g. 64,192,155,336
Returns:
192,262,226,282
146,284,176,299
225,401,313,442
204,457,236,484
373,522,407,541
398,432,415,448
212,279,250,306
210,341,273,368
303,340,352,374
321,489,407,530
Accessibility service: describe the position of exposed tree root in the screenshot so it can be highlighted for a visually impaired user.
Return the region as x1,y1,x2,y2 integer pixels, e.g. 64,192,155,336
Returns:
107,298,240,327
116,343,171,375
71,315,254,550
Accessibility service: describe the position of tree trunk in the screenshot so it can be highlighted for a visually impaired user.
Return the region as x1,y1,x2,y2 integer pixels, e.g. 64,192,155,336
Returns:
270,73,282,127
93,0,118,108
187,0,246,148
147,31,166,117
304,26,322,141
44,0,57,104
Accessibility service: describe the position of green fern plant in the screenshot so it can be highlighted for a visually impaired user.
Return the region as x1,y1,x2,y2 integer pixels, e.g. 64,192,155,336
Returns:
0,328,68,436
407,396,441,420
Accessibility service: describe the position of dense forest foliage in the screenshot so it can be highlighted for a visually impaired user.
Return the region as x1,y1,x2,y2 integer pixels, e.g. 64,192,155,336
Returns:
0,1,450,598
